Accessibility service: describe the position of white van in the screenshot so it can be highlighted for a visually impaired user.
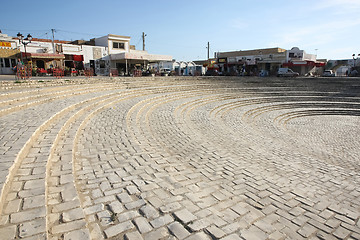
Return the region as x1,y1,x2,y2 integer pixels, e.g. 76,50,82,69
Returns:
277,68,299,77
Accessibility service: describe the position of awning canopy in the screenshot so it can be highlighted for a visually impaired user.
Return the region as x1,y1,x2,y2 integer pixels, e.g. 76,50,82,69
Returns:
22,52,65,59
65,54,84,61
110,51,172,62
283,60,325,67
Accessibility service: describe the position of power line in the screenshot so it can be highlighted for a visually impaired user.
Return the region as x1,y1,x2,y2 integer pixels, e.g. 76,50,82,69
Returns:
56,29,104,37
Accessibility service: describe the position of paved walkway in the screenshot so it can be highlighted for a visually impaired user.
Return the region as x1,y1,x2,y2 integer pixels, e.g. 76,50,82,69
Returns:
0,76,359,239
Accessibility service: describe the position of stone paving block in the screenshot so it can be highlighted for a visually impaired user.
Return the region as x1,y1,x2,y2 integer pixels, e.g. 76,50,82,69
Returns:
89,222,104,240
297,223,317,238
11,207,46,223
92,189,103,199
83,203,104,215
125,199,146,210
61,187,78,202
206,225,226,239
94,195,116,204
133,217,153,233
117,192,133,203
23,194,45,210
150,214,173,228
140,204,160,219
160,202,182,213
51,219,87,234
188,218,212,231
117,210,141,222
144,227,169,240
0,225,17,239
184,232,211,240
231,202,250,216
168,221,190,240
332,226,351,239
19,218,46,238
23,179,44,190
104,220,134,238
62,208,85,222
4,198,22,214
174,208,197,224
240,226,267,240
125,231,144,240
18,187,45,198
64,228,91,240
109,200,124,214
97,210,113,227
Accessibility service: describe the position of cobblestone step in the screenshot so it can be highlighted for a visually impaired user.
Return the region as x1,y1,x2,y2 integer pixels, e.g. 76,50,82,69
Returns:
0,77,359,239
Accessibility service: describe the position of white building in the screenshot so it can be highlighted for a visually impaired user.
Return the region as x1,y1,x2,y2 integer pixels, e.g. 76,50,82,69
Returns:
94,34,172,76
283,47,324,75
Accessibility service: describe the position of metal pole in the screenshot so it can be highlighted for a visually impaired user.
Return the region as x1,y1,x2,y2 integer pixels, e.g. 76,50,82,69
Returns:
51,29,56,68
125,59,128,75
142,32,146,51
207,42,210,60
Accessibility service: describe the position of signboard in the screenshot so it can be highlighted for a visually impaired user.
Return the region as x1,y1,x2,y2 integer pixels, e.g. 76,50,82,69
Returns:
0,42,11,47
218,58,227,63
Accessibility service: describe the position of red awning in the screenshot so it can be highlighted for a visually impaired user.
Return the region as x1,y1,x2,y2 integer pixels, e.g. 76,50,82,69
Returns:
22,52,65,59
315,62,325,67
283,61,320,67
73,55,84,61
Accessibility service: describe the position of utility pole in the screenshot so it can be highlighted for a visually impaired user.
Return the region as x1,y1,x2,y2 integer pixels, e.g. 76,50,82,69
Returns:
207,42,210,60
51,29,56,53
51,29,56,67
142,32,147,51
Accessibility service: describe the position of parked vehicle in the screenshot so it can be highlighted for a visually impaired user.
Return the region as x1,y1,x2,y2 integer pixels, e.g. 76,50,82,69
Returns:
160,68,171,76
322,70,335,77
277,68,299,77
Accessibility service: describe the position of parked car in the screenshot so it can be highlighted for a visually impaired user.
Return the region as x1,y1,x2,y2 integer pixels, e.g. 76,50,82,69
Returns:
277,68,299,77
322,70,335,77
160,68,171,76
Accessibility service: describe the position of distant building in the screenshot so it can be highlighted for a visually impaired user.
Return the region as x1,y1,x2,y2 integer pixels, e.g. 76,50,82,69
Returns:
217,47,324,76
283,47,324,75
0,32,20,74
95,34,172,76
217,47,287,76
0,31,172,76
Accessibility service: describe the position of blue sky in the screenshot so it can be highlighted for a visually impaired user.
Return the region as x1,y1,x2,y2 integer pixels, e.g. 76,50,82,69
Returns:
1,0,359,61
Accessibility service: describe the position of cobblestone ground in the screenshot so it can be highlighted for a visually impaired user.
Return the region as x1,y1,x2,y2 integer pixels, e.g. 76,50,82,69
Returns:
0,76,359,240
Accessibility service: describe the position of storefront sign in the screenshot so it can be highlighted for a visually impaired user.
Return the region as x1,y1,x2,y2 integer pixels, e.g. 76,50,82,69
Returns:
0,42,11,47
218,58,227,63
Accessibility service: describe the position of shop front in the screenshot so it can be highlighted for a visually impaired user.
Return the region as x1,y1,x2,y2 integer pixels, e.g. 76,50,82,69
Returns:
283,60,325,75
64,54,84,75
0,49,19,75
110,51,172,76
22,52,65,75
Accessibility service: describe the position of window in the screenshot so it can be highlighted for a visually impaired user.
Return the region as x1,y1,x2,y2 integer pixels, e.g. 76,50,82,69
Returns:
11,59,16,68
113,42,125,49
99,60,105,68
4,58,10,67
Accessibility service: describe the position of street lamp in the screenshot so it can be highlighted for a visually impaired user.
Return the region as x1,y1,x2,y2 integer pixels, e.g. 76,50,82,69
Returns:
352,53,360,67
17,32,32,62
